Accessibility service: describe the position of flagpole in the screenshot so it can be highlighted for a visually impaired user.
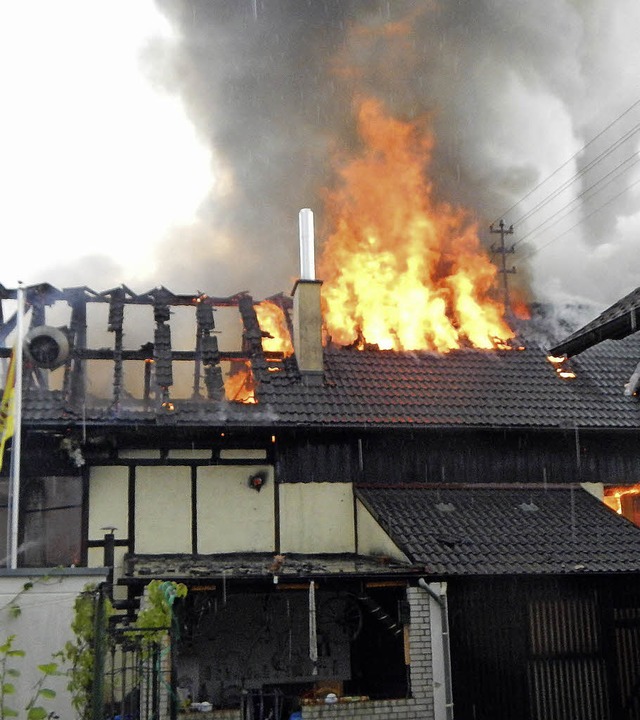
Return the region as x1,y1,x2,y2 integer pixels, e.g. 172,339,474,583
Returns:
8,284,25,569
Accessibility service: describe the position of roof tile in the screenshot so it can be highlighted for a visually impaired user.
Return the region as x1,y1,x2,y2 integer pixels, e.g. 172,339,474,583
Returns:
357,485,640,575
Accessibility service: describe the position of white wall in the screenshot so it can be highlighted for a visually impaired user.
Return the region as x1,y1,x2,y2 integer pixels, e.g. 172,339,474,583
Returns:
0,570,107,720
136,466,192,553
89,465,128,542
88,460,277,558
279,482,355,554
356,499,409,562
197,465,274,553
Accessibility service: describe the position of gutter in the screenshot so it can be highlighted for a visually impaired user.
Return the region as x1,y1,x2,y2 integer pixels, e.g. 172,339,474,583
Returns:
419,578,454,720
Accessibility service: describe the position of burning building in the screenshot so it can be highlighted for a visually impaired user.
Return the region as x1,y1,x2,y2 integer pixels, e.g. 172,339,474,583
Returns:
1,48,640,720
1,242,640,719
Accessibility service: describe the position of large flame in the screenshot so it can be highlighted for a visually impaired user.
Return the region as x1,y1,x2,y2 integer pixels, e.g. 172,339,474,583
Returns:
225,360,257,403
223,301,293,403
319,97,515,352
255,301,294,356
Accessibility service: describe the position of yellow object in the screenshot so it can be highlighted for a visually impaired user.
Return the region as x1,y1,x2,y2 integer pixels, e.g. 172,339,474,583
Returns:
0,352,16,472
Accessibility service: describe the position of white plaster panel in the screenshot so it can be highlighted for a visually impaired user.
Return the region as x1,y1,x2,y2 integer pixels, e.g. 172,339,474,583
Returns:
197,466,274,553
279,483,355,554
219,449,267,460
86,545,127,578
135,466,192,553
88,466,129,541
356,499,408,562
581,482,604,500
119,449,161,459
167,449,213,460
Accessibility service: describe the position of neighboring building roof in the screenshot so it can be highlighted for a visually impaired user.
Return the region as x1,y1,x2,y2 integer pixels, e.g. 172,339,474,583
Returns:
357,485,640,576
549,286,640,357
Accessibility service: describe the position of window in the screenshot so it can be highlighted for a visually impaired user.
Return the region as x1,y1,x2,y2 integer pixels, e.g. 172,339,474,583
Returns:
21,475,83,567
603,485,640,527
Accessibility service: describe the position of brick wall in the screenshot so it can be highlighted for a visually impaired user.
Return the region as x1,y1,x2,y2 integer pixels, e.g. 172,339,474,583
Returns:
301,586,436,720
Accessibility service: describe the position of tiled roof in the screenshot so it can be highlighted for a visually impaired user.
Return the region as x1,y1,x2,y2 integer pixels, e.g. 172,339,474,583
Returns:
357,485,640,576
549,286,640,357
20,332,640,430
254,334,640,429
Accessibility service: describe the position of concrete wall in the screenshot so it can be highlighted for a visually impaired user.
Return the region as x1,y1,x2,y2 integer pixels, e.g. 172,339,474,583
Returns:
0,569,107,720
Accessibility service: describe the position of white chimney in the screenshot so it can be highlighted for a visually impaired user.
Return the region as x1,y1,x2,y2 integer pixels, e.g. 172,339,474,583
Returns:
298,208,316,280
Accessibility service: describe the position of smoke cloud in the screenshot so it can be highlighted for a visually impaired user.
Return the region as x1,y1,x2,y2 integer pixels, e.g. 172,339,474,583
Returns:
148,0,640,309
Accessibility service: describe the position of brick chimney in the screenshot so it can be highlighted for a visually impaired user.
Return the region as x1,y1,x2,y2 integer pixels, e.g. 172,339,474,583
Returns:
292,209,323,380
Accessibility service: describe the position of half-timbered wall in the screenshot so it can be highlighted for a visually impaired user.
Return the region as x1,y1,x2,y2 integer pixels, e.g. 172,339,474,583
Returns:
86,446,360,567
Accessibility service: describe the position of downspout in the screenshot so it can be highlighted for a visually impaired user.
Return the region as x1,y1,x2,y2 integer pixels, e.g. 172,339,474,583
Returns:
418,578,454,720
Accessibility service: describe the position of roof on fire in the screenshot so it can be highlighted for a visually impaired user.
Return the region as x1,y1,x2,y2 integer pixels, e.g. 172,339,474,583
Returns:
255,335,640,429
17,325,640,431
357,485,640,576
6,282,640,431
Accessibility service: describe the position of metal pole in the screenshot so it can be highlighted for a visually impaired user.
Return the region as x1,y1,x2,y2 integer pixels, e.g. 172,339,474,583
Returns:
92,586,106,720
8,284,25,569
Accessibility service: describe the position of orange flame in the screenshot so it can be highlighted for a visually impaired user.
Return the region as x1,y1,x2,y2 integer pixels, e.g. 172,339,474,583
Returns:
604,485,640,521
224,360,256,404
546,355,576,380
255,301,294,356
223,302,292,404
319,97,516,352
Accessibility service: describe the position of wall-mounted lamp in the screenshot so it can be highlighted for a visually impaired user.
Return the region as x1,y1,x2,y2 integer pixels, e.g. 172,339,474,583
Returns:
248,471,267,492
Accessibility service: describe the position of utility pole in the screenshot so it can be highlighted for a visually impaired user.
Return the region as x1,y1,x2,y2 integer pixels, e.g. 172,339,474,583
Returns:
490,220,516,315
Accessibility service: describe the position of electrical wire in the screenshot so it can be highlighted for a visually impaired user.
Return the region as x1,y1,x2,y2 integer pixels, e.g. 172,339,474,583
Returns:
511,121,640,230
519,174,640,262
514,150,640,248
491,95,640,227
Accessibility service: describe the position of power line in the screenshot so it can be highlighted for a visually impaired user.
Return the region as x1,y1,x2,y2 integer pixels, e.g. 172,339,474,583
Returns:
491,95,640,227
511,121,640,230
519,174,640,262
514,150,640,248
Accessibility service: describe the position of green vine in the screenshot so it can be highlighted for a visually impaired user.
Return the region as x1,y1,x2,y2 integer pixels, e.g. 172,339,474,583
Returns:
0,576,59,621
0,577,66,720
56,584,113,720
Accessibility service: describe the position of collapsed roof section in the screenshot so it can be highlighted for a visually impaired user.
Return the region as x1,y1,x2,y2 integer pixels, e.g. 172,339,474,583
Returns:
2,283,640,431
0,283,294,423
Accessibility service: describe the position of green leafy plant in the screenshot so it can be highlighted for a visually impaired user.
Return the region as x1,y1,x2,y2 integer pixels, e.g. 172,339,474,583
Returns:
25,661,61,720
135,580,188,641
0,635,60,720
57,584,112,720
0,634,25,719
